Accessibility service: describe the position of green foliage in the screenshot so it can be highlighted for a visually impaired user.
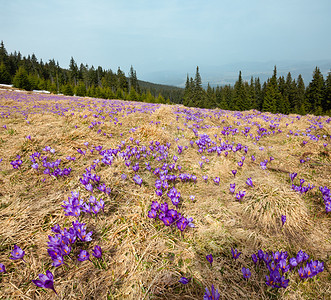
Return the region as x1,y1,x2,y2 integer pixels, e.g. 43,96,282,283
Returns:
306,67,325,114
233,71,249,111
128,86,139,101
62,83,74,96
128,65,140,94
75,81,86,97
323,71,331,112
13,66,32,90
0,62,11,84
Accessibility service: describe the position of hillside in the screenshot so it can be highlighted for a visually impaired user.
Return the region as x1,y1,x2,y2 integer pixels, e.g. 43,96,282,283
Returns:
0,90,330,299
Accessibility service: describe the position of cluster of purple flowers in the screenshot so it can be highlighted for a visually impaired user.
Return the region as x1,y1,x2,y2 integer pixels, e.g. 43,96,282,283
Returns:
178,173,197,183
62,191,104,218
47,220,99,267
319,186,331,213
147,200,194,231
259,158,272,170
41,156,72,177
10,155,22,169
235,190,246,201
251,249,324,288
291,178,315,194
79,167,103,192
167,187,181,206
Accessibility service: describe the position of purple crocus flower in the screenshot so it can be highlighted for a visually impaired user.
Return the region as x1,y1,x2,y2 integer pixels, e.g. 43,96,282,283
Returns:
32,270,57,295
279,259,290,273
162,216,174,226
51,255,65,267
231,248,241,260
177,217,189,231
281,215,286,226
235,191,246,201
289,257,298,269
251,254,258,264
231,170,237,177
179,277,191,284
213,177,220,185
204,284,220,300
206,254,213,266
10,245,25,262
92,245,102,259
246,177,253,187
78,249,90,262
229,183,236,194
148,209,158,219
242,267,251,279
0,263,6,273
133,174,143,186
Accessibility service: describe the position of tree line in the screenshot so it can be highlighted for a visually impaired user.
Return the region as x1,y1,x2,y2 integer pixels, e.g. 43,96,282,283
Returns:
183,66,331,115
0,41,330,115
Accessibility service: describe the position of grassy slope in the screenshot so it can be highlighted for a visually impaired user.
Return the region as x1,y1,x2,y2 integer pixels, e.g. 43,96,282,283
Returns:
0,89,330,299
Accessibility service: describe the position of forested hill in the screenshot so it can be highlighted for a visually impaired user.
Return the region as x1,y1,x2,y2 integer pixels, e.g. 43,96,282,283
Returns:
0,41,183,104
138,80,184,104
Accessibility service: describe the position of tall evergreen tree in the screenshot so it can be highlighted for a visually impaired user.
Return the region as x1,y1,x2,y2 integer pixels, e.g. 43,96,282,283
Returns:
117,67,128,92
183,74,193,106
262,66,282,113
263,79,277,113
254,77,263,110
324,71,331,113
306,67,324,113
128,65,140,93
0,62,11,84
205,83,216,108
0,41,8,66
296,74,306,115
69,57,78,86
233,71,249,110
13,66,32,90
191,66,206,107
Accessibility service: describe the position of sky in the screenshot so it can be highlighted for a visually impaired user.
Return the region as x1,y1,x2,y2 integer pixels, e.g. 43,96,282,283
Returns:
1,0,331,84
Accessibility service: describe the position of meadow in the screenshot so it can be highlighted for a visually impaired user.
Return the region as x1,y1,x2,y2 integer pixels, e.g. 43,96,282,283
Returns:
0,88,330,299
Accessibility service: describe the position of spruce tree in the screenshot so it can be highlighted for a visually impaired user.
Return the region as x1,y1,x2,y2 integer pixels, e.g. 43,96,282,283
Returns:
233,71,249,111
117,67,128,92
248,77,257,109
324,72,331,113
192,66,206,107
254,77,263,110
0,41,8,66
13,66,32,90
69,57,78,86
306,67,324,113
205,83,216,108
0,62,11,84
128,86,139,101
128,65,140,93
75,81,86,96
183,74,192,106
262,79,277,113
296,75,306,115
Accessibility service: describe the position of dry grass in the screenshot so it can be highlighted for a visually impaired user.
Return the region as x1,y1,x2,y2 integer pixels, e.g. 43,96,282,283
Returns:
0,90,330,299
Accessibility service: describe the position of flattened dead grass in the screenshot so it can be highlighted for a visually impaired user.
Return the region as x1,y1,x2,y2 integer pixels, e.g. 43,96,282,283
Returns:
0,90,330,299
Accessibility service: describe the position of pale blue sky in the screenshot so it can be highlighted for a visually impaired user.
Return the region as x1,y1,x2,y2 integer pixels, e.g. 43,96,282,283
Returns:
1,0,330,84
